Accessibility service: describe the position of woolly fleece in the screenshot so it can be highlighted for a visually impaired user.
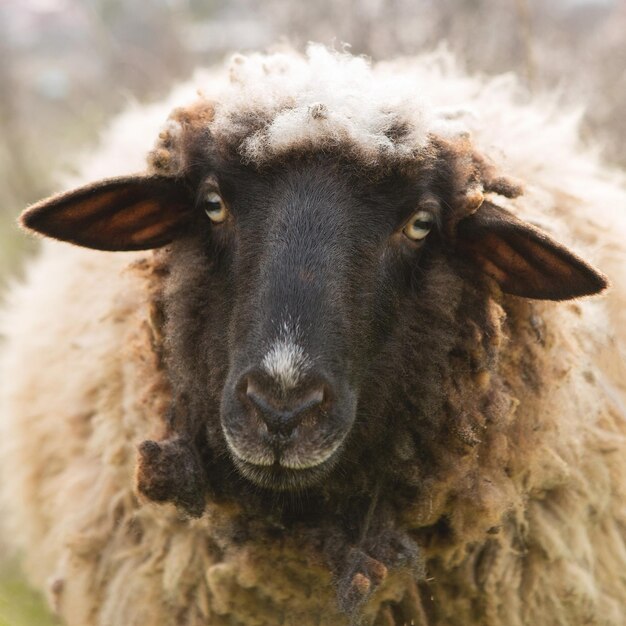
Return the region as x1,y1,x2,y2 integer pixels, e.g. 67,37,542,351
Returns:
1,46,626,626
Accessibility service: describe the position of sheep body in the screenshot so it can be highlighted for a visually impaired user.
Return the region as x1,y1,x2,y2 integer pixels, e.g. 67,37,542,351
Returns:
1,46,626,626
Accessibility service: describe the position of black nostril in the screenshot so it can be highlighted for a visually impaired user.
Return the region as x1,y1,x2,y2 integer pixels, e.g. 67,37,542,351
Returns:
245,378,325,436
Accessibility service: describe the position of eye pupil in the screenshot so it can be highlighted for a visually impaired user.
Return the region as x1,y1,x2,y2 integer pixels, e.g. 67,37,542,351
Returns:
403,210,434,241
204,190,228,223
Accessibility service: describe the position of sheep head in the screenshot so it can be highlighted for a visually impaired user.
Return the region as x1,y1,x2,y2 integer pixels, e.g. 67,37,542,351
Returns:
19,47,610,619
20,124,607,494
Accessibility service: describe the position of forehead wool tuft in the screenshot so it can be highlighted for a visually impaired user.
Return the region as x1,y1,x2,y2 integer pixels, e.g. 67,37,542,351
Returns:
160,45,468,169
217,45,433,165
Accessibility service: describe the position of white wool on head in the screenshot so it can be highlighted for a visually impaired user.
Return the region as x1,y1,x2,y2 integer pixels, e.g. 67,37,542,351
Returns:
207,44,435,165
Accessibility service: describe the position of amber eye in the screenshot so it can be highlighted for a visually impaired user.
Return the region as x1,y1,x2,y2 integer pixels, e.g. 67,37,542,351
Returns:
204,191,228,223
403,210,434,241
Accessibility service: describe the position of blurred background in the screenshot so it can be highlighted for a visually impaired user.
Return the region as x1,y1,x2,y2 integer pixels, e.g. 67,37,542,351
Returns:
0,0,625,623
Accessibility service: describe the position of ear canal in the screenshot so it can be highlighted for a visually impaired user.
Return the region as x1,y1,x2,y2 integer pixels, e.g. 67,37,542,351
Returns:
456,202,609,301
20,175,193,251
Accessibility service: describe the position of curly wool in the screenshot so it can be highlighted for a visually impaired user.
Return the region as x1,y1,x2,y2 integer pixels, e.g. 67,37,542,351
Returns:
215,45,435,165
147,45,506,172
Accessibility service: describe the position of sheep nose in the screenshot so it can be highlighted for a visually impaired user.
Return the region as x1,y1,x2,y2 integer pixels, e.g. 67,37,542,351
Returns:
245,376,326,437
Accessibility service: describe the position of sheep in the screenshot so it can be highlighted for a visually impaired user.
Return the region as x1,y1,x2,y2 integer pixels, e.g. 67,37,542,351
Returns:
1,44,626,626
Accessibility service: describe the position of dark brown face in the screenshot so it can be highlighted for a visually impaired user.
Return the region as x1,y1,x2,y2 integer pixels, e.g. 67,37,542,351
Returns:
20,140,608,496
163,157,446,491
144,151,607,494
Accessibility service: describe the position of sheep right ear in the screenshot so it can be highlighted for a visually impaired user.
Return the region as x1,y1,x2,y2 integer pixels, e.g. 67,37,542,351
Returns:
20,175,193,251
455,202,609,300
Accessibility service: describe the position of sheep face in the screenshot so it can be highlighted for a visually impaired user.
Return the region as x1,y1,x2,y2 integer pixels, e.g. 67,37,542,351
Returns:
21,117,608,502
163,156,447,492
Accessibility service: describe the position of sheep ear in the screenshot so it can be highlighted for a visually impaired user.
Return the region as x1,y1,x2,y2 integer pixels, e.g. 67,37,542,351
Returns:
456,203,608,300
20,175,193,251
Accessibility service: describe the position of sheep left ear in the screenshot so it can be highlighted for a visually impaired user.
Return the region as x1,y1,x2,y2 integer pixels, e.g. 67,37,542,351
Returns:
20,175,193,251
455,202,608,300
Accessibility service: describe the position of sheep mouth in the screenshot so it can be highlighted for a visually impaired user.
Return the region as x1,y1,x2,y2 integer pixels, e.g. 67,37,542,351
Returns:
222,422,348,491
232,453,340,491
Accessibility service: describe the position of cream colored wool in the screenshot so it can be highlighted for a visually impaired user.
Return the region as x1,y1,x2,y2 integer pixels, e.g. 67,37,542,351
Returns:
1,45,626,625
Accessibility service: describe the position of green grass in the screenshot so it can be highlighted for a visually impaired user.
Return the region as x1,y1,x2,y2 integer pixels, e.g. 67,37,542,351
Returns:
0,564,58,626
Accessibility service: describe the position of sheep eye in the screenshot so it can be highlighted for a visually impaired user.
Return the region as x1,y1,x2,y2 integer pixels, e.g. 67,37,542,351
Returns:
403,210,434,241
204,191,228,223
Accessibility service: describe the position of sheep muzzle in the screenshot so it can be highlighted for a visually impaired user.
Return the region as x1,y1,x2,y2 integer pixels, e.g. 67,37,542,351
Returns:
221,365,356,491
